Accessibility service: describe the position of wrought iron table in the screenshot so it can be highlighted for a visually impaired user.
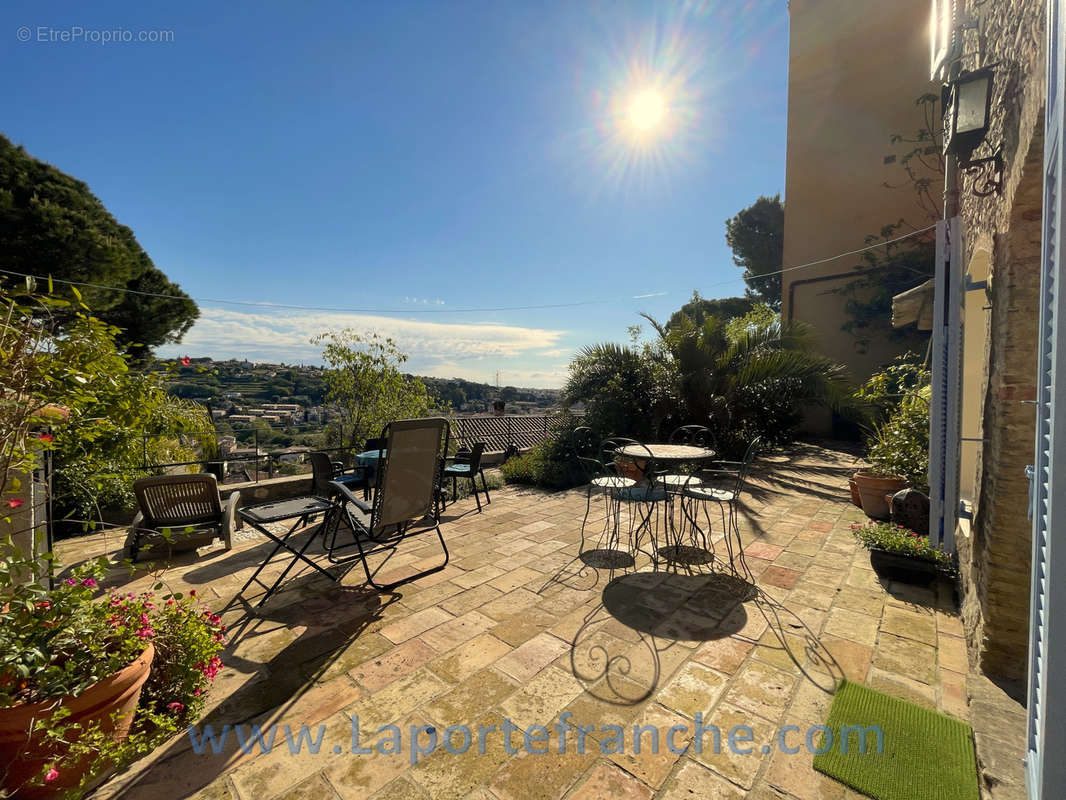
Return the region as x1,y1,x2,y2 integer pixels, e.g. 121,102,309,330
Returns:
614,443,716,463
614,443,718,565
236,496,338,607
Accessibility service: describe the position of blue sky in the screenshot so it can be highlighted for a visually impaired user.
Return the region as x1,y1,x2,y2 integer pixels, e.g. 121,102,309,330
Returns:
3,0,789,387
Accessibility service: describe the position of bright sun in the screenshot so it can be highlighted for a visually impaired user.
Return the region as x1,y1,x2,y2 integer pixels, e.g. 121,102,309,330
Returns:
627,89,667,133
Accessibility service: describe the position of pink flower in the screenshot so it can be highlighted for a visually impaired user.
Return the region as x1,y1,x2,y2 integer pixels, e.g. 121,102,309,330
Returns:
6,498,23,509
167,702,185,714
63,578,77,586
201,655,223,680
180,356,191,367
80,578,97,588
193,688,202,697
136,627,154,639
44,767,59,783
140,613,151,626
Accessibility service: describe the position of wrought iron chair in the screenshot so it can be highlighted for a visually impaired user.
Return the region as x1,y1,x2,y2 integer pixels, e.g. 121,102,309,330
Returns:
678,436,762,578
571,427,636,562
127,474,241,562
442,441,491,512
321,417,451,590
656,424,717,491
607,438,669,565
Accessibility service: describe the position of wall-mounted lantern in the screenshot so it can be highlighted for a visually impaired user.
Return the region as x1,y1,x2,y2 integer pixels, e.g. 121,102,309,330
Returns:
943,66,1003,197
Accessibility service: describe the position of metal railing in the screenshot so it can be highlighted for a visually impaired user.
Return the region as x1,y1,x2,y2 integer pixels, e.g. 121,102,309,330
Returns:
127,413,579,483
450,413,581,454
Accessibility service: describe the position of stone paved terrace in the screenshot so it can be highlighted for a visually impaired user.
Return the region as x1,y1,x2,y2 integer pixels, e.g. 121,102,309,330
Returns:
56,443,969,800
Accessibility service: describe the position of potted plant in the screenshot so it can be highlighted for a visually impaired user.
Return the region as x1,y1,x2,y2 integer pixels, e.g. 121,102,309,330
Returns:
852,357,931,519
0,546,225,799
852,521,954,584
852,471,908,519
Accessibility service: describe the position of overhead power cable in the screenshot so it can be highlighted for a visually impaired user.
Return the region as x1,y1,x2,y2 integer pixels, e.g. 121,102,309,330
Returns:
0,223,937,314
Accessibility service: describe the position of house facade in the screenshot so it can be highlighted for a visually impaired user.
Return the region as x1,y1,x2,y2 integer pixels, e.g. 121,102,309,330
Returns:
785,0,1065,795
938,0,1046,691
781,0,941,433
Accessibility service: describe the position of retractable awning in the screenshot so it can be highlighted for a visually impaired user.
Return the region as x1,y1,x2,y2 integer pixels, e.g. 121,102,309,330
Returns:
891,278,935,330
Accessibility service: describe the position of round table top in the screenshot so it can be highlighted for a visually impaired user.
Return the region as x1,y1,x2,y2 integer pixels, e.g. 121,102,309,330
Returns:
615,443,716,461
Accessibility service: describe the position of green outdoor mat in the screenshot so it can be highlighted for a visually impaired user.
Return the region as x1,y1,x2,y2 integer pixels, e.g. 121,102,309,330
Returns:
812,680,980,800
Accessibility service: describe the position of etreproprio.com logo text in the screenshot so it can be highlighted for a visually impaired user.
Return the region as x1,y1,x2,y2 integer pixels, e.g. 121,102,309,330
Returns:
188,713,885,765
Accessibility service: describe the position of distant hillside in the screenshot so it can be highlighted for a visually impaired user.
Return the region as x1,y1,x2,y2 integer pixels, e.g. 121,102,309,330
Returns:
161,358,560,412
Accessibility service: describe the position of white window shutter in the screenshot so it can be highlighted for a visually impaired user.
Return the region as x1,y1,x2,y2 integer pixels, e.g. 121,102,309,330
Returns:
1026,1,1066,796
929,216,963,555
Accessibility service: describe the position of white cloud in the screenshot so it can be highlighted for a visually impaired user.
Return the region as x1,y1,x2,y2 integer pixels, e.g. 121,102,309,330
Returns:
157,306,570,388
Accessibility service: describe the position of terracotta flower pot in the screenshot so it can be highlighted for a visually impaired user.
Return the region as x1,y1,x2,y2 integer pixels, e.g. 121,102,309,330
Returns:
853,471,907,520
0,644,154,799
848,475,862,507
615,458,646,482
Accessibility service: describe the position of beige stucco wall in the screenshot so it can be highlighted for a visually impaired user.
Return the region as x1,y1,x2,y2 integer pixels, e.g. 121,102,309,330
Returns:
782,0,940,430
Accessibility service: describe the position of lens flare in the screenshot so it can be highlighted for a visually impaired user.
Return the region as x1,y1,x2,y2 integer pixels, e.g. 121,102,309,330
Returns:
627,89,668,133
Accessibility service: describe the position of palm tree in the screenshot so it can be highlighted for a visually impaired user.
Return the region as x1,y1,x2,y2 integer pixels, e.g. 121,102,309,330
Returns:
643,312,854,455
562,342,676,441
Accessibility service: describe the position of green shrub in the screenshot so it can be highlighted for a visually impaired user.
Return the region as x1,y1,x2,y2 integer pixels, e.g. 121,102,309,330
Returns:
499,414,586,491
866,389,930,492
500,450,541,485
854,352,930,424
854,355,931,492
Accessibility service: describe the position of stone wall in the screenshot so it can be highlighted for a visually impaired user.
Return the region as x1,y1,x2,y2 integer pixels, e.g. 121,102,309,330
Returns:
955,0,1045,687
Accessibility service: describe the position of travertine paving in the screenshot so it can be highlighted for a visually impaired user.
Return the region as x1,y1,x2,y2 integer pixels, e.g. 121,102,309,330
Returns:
58,443,969,800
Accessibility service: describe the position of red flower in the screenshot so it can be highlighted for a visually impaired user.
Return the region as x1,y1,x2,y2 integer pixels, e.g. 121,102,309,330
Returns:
6,499,23,509
39,433,54,443
180,356,191,367
44,767,59,783
167,702,185,714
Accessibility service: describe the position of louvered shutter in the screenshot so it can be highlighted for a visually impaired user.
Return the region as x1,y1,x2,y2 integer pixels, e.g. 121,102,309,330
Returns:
1026,1,1066,796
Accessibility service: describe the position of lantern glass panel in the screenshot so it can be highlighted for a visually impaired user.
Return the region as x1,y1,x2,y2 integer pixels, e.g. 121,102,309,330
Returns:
956,76,990,134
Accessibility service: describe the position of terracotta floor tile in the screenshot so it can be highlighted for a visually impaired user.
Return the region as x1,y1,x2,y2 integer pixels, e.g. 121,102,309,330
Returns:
566,762,654,800
350,638,439,692
420,610,496,653
427,632,513,683
658,758,745,799
380,607,454,644
607,704,693,789
761,566,802,589
496,632,570,682
693,636,754,674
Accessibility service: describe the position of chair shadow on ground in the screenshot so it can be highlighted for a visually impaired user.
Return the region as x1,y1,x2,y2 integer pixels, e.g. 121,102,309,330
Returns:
559,563,845,710
106,570,401,798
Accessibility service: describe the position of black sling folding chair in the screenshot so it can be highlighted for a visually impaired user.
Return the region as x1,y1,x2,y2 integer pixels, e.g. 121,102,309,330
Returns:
321,417,451,590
